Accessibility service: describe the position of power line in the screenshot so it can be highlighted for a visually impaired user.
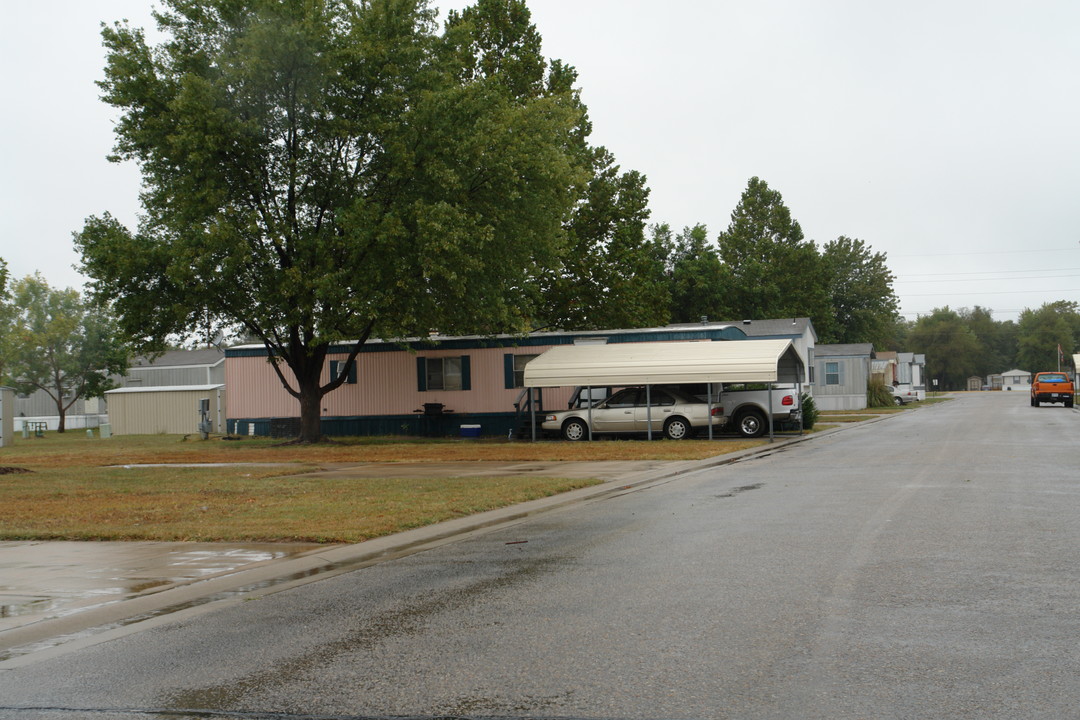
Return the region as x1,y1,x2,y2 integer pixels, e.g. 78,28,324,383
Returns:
903,288,1080,297
897,266,1080,279
891,247,1080,259
897,273,1080,284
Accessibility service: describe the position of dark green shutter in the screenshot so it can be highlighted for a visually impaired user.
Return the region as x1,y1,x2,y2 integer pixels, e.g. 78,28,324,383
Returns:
504,354,516,389
347,360,357,384
329,360,340,383
416,357,427,391
460,355,471,391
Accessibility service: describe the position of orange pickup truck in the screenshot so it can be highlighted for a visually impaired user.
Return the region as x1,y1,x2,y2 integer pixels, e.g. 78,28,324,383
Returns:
1030,372,1074,408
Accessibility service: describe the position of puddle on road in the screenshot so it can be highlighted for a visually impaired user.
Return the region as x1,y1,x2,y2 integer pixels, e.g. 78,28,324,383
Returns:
0,596,65,619
0,542,327,663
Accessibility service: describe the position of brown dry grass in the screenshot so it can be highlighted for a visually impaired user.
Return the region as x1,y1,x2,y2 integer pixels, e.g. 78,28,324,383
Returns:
0,464,600,543
0,432,771,543
0,432,768,468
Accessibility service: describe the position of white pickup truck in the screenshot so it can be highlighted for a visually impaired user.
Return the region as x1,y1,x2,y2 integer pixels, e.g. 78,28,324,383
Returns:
715,384,802,437
673,383,802,437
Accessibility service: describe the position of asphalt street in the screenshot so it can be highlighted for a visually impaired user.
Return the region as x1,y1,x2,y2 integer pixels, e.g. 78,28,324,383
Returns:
1,391,1078,719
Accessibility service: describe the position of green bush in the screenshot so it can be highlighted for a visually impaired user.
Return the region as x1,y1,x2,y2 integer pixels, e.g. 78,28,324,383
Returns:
802,392,818,430
867,377,894,407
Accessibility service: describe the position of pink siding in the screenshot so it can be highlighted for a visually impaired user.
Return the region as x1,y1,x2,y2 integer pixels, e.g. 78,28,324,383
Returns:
226,345,575,419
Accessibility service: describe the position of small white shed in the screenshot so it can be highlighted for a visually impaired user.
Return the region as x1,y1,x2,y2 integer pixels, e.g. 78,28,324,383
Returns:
105,384,225,435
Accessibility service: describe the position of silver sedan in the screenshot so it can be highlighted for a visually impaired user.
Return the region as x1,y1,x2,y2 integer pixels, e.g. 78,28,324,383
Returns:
542,386,726,441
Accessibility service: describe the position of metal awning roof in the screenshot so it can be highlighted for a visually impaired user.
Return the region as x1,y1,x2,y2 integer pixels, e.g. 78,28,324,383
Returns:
523,339,804,388
105,384,225,395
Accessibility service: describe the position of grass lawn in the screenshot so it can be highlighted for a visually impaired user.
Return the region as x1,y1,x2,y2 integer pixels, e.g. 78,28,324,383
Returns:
1,401,936,544
0,431,769,543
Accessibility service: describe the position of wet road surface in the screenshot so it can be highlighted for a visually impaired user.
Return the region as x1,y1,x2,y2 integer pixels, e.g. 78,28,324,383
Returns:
2,393,1079,719
0,460,712,665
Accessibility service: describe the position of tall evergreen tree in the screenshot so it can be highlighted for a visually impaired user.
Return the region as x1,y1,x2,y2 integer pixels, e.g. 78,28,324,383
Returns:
715,177,831,332
821,236,899,346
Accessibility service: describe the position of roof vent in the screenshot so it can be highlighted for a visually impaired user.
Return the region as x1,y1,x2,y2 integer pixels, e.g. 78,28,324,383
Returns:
742,319,752,325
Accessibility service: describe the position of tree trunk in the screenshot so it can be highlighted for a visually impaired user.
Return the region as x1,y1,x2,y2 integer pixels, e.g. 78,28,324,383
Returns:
296,373,325,443
56,400,67,433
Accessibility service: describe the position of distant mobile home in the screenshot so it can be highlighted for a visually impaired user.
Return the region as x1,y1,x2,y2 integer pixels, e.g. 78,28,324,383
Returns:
813,344,875,411
224,322,783,438
994,369,1031,392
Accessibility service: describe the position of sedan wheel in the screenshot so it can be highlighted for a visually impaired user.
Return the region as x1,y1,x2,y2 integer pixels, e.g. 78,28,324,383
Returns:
663,417,691,440
562,418,588,441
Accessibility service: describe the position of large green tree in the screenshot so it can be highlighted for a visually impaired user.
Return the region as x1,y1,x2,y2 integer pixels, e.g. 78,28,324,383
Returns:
76,0,587,442
7,275,131,432
1016,301,1080,373
820,236,899,346
715,177,831,331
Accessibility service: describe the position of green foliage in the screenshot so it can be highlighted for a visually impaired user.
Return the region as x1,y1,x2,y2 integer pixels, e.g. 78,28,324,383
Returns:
715,177,831,331
1016,301,1080,373
866,377,894,407
820,236,899,346
0,258,14,381
539,149,669,330
801,391,818,430
667,224,726,323
907,307,982,390
6,274,131,431
76,0,591,441
962,306,1017,377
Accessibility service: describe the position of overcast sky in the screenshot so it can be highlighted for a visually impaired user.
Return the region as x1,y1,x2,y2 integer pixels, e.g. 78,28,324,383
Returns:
3,0,1079,323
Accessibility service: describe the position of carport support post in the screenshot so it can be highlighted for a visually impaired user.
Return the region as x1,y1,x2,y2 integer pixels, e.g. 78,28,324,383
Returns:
529,388,537,442
707,383,714,440
768,383,775,442
586,386,594,441
798,381,804,435
646,385,653,440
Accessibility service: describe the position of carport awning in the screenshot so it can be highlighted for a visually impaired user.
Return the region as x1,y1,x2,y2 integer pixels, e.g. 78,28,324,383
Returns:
523,339,804,388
